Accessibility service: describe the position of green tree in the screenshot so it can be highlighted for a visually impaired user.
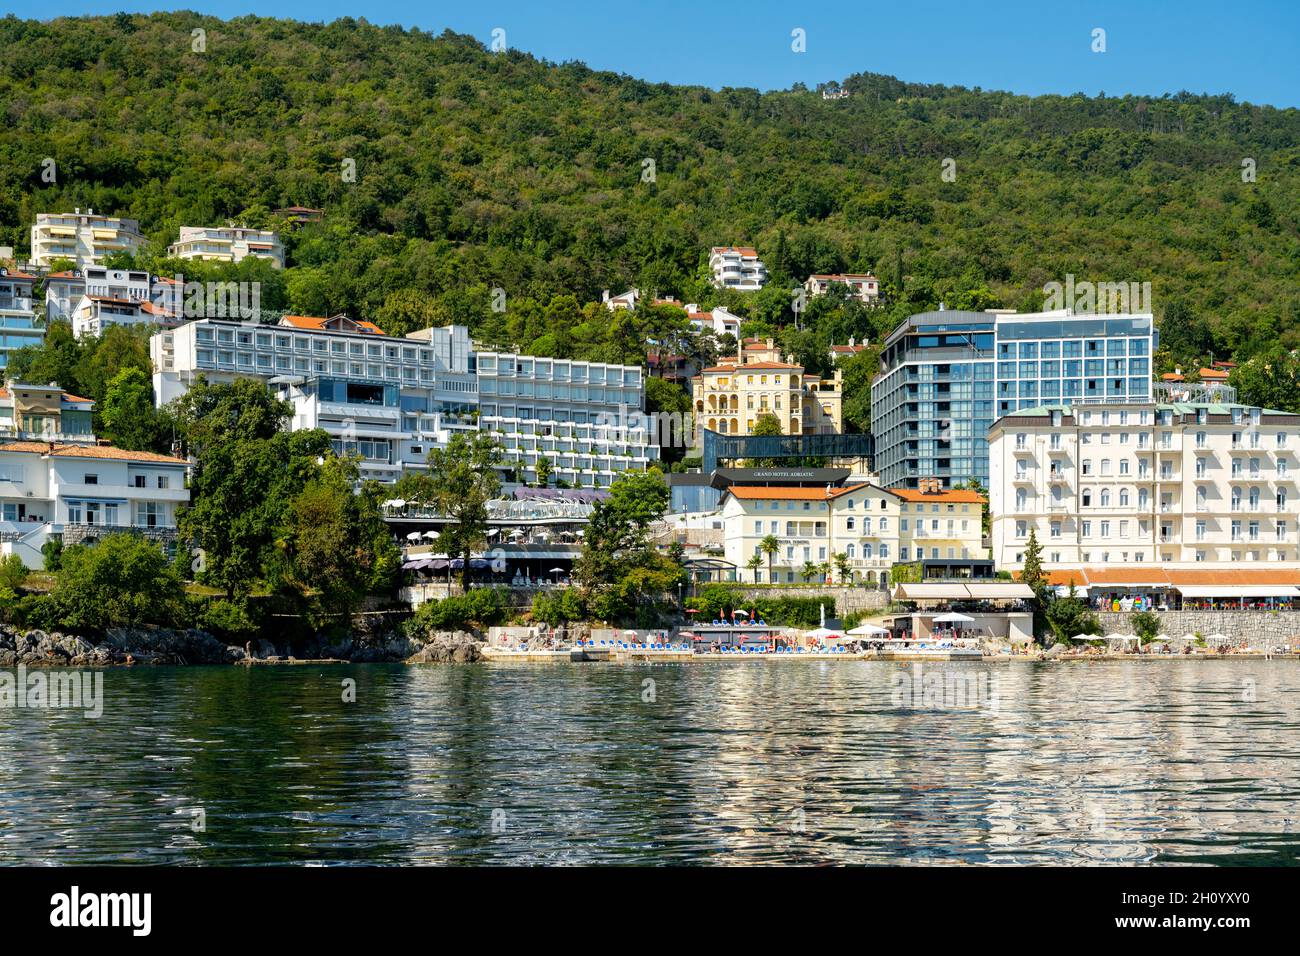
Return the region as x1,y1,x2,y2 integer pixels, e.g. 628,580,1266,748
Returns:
574,469,681,624
746,553,763,583
414,433,503,589
176,377,331,598
1231,348,1300,413
760,533,779,584
534,455,553,488
274,457,400,625
1043,583,1100,644
0,553,27,591
49,534,187,633
1131,609,1162,645
100,366,169,452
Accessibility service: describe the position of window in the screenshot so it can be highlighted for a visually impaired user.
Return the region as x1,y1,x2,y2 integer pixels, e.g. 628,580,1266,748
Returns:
84,474,98,485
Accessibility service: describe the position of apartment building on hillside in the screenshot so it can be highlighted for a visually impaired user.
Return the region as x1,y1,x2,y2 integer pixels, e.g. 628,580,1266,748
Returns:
30,210,146,268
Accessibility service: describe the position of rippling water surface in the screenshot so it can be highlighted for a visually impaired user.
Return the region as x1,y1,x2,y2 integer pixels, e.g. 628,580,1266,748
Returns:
2,660,1299,865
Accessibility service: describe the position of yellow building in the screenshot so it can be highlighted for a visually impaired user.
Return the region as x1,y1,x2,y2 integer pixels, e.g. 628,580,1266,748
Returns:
692,338,843,442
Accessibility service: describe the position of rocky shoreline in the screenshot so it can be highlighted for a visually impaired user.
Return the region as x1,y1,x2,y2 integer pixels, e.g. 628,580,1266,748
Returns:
0,625,486,667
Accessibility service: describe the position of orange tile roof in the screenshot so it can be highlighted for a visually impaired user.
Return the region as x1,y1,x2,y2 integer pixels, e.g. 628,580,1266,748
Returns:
1034,567,1300,588
0,441,187,465
281,314,384,335
1,270,36,280
1199,367,1230,380
702,361,802,372
888,488,986,504
726,483,872,502
713,246,758,257
61,393,93,404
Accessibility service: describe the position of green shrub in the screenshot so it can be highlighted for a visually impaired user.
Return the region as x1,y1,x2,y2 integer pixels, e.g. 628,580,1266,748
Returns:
41,538,63,572
406,587,507,635
197,597,260,642
0,554,27,592
532,588,586,625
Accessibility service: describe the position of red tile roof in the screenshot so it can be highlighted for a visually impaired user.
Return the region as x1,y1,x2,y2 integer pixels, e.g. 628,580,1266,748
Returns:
725,483,872,502
0,441,187,465
888,488,986,504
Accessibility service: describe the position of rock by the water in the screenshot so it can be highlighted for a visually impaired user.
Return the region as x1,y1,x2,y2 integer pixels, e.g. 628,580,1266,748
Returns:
406,631,484,664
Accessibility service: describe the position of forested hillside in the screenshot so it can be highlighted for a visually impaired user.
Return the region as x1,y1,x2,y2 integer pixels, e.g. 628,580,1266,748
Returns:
1,12,1297,392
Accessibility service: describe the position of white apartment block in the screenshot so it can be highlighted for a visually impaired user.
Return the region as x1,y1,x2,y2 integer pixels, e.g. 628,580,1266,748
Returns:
0,441,189,569
687,306,742,339
67,266,152,338
151,317,657,488
990,401,1300,570
474,350,658,488
168,226,285,269
709,247,768,291
30,210,146,268
0,269,43,374
720,484,985,586
804,273,880,303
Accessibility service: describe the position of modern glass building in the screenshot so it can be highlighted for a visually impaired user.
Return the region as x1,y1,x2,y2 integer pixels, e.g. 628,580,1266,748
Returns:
871,309,1155,489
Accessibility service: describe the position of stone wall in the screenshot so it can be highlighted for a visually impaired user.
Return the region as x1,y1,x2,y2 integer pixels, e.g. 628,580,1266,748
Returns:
1095,610,1300,650
729,586,890,615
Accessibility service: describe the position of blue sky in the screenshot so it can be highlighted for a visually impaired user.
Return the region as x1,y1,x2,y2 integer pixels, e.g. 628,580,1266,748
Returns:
10,1,1300,108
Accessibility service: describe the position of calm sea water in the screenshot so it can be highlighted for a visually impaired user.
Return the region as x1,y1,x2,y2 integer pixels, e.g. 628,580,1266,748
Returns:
2,660,1298,865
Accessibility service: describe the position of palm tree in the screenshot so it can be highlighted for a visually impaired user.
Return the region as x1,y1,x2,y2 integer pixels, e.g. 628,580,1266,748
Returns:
746,553,764,584
834,552,852,584
760,534,779,584
801,560,819,584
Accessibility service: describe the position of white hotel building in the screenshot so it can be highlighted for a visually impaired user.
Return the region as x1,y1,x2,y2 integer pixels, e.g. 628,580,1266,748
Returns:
151,317,657,487
990,398,1300,570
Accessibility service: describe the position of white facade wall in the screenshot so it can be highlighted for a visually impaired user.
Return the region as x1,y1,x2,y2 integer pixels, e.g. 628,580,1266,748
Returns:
991,401,1300,570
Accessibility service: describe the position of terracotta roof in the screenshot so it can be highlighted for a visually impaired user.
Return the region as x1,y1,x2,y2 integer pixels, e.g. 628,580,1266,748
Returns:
1160,373,1185,382
1036,567,1300,588
280,314,384,335
1199,368,1230,380
888,488,986,504
1,270,36,280
712,246,759,257
809,273,876,281
46,271,83,280
702,361,802,372
725,483,872,502
0,441,187,465
61,393,93,404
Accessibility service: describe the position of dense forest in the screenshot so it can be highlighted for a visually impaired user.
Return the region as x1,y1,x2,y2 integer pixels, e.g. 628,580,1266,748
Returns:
1,12,1298,420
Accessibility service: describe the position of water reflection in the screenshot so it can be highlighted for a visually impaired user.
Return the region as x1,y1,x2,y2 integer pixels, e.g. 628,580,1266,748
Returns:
1,661,1298,865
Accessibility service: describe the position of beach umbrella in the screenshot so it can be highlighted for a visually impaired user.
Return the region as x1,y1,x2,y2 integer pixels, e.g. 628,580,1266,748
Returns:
423,530,439,540
848,623,890,636
932,612,974,623
405,531,422,541
733,609,750,617
548,567,565,573
1206,632,1231,643
382,498,406,509
1070,633,1100,642
684,608,700,615
806,627,841,640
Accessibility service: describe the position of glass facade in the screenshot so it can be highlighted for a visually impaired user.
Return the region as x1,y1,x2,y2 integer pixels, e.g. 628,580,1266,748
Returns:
872,311,1155,489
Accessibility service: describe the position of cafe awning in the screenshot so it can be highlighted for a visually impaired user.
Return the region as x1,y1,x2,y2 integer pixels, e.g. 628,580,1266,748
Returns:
893,582,1034,601
1177,585,1300,598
